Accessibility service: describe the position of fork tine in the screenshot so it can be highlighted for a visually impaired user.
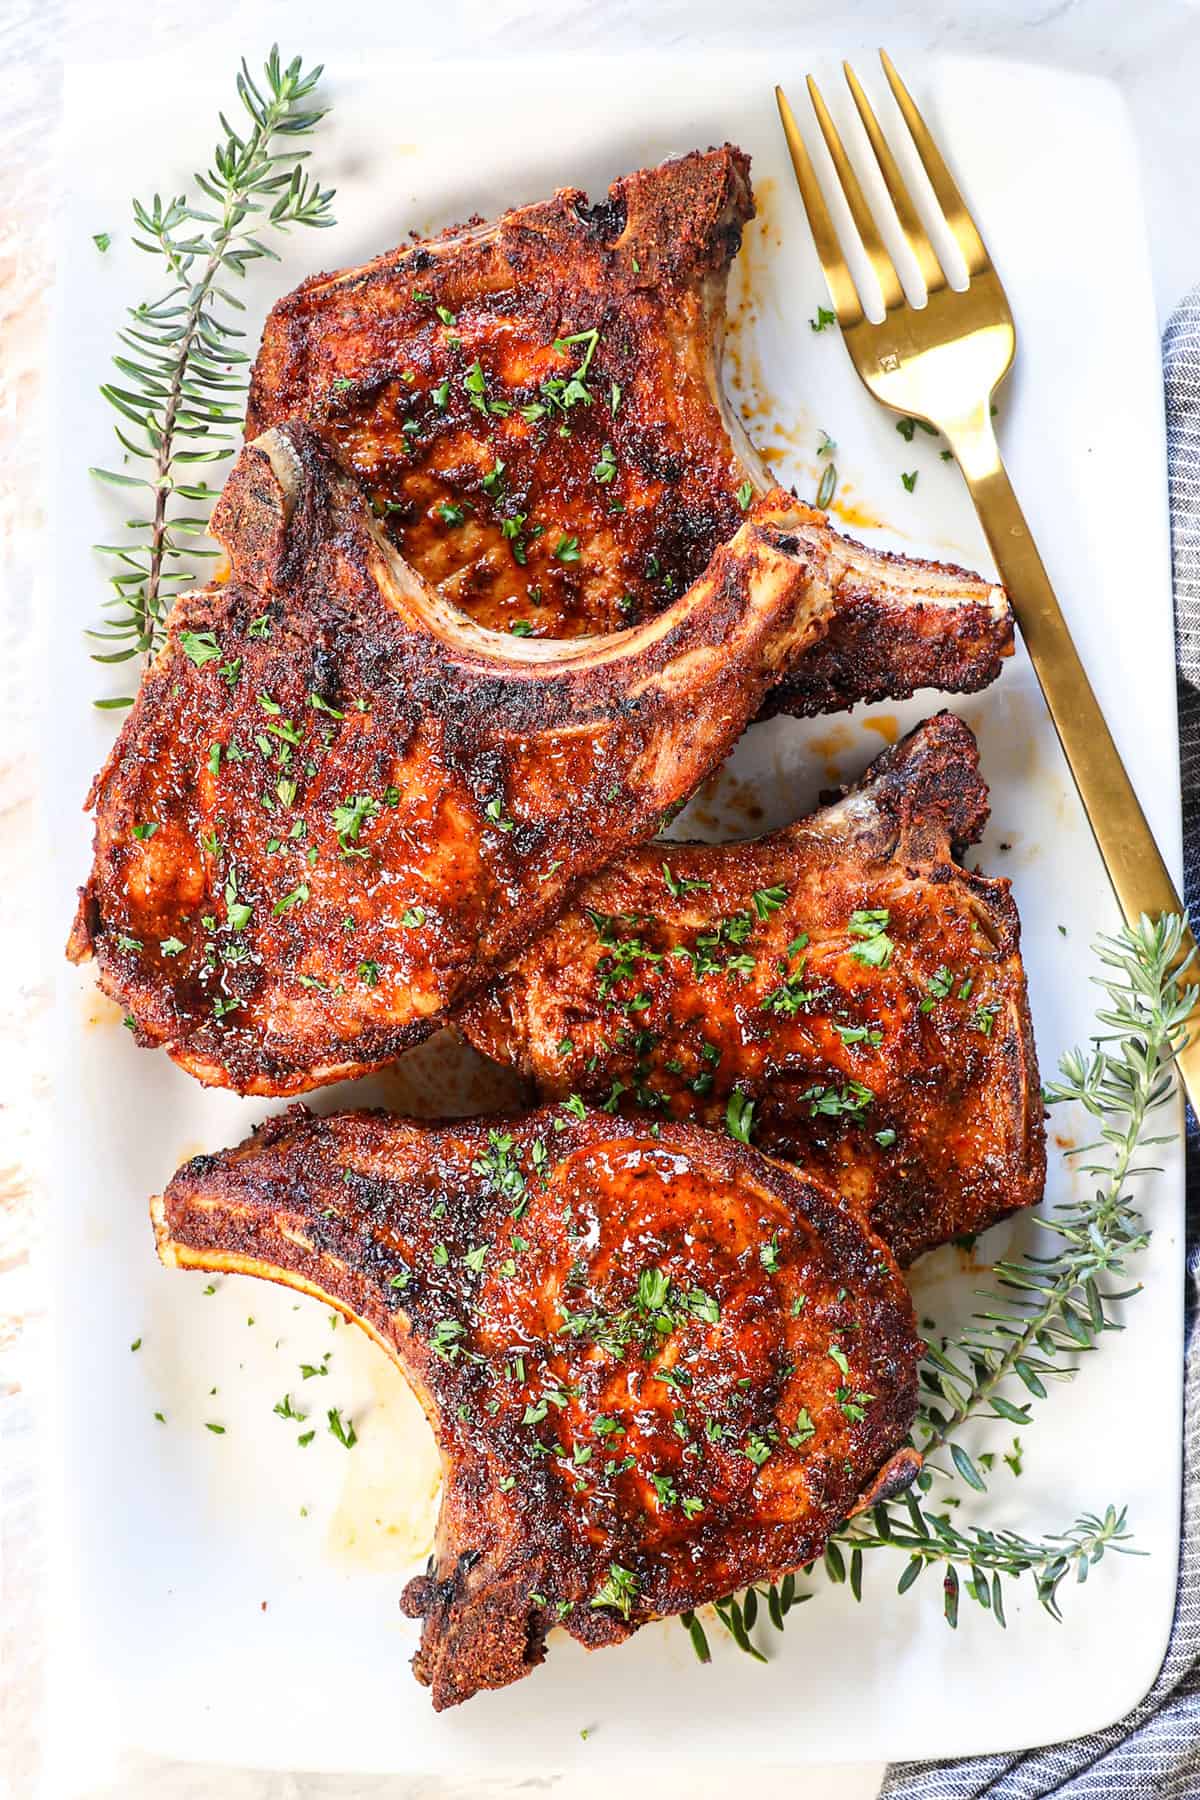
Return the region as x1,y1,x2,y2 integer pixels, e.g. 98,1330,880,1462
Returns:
806,75,905,314
842,60,946,297
880,50,990,278
775,85,864,329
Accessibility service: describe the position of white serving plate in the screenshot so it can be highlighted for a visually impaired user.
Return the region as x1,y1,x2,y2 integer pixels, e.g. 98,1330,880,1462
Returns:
45,47,1182,1780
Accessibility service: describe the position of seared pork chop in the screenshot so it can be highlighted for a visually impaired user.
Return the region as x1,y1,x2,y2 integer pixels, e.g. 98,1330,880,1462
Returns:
69,422,906,1095
153,1103,921,1707
459,715,1045,1264
247,146,1012,713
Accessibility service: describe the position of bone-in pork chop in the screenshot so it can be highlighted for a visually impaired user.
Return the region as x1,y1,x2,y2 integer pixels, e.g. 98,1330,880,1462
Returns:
459,714,1045,1264
246,146,1012,714
153,1103,921,1707
70,422,890,1095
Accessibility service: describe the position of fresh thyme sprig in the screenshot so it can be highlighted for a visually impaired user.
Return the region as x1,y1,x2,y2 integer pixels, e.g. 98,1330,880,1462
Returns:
684,1499,1137,1662
89,48,335,704
685,913,1191,1663
835,1498,1137,1629
915,913,1193,1479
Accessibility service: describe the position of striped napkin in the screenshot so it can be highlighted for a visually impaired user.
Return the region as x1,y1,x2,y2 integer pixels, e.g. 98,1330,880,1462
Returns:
881,293,1200,1799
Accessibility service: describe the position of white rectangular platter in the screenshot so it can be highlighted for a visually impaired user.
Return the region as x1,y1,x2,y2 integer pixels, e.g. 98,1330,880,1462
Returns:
46,46,1182,1779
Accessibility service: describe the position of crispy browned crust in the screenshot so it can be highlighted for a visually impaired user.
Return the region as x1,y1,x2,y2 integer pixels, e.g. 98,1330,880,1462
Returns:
246,146,1012,703
458,715,1046,1264
766,563,1012,718
153,1103,920,1707
70,422,865,1095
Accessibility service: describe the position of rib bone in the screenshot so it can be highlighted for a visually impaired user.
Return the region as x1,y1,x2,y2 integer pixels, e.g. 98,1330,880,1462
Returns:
72,422,870,1094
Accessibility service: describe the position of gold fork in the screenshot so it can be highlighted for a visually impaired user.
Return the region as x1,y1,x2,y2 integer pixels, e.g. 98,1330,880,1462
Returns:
776,52,1199,1110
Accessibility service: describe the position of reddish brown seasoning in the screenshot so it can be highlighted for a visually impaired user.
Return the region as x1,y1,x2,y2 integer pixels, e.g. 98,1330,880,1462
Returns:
247,145,1013,714
153,1103,921,1709
459,715,1046,1264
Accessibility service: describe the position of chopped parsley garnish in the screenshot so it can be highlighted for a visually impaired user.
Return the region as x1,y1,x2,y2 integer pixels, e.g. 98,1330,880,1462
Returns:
327,1407,357,1449
131,821,159,842
810,305,836,332
848,909,894,968
761,967,815,1016
896,416,938,442
332,792,380,850
736,480,754,511
726,1088,755,1145
662,863,710,899
553,534,581,563
920,965,955,1011
430,1319,466,1360
272,883,309,916
590,1563,639,1619
799,1080,874,1122
901,470,918,493
788,1409,815,1448
179,630,221,668
309,692,345,719
833,1021,883,1047
471,1130,528,1211
593,443,617,484
751,884,788,920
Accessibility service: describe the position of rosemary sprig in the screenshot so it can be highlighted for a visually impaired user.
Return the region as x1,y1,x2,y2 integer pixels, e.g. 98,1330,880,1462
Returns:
685,913,1191,1663
89,48,335,704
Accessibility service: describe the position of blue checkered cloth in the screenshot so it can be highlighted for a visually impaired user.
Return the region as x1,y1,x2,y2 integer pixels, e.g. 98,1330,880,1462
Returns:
881,292,1200,1798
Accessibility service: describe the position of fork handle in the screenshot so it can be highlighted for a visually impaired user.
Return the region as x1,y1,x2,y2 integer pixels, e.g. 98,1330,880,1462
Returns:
945,407,1200,1113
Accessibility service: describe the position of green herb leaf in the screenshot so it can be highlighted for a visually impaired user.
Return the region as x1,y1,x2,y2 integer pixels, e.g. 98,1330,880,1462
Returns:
89,50,336,697
725,1087,755,1145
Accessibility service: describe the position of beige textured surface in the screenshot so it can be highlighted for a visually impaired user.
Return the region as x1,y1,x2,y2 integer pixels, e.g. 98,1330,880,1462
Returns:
4,2,1197,1794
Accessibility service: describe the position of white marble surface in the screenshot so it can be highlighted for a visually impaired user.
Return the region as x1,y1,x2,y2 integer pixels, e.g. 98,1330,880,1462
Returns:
3,2,1198,1795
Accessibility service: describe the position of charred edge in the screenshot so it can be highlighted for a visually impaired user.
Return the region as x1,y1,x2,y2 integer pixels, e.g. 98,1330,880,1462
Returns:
764,594,1013,722
841,712,990,856
849,1444,923,1515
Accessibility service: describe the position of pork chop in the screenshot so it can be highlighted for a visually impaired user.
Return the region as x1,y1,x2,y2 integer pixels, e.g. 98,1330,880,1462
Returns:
458,714,1045,1264
70,421,899,1095
247,146,1012,713
153,1103,921,1707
